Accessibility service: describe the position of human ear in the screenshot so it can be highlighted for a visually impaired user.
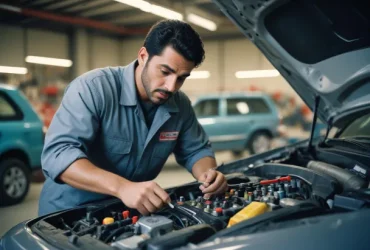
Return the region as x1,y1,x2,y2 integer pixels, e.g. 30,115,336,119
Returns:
138,47,149,66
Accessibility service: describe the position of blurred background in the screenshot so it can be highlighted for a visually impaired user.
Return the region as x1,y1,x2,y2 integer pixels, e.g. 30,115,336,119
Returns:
0,0,324,236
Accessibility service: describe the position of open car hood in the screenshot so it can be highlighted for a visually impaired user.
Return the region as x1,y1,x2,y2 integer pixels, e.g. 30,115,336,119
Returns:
212,0,370,124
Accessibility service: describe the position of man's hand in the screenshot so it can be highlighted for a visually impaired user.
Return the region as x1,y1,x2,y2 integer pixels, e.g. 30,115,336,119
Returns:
198,169,228,199
117,181,170,215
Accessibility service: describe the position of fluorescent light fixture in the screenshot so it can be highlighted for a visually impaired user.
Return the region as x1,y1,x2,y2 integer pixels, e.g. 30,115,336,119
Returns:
25,56,73,67
0,66,27,74
152,4,183,20
235,69,280,79
187,13,217,31
188,71,210,79
114,0,182,20
114,0,151,12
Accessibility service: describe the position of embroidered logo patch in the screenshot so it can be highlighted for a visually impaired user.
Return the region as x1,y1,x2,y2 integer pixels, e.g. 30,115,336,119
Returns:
159,131,179,141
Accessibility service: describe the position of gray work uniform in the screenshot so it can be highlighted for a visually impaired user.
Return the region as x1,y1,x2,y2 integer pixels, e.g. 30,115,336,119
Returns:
38,61,214,216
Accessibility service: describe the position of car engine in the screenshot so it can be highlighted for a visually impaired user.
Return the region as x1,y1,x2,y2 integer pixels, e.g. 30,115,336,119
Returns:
30,157,370,250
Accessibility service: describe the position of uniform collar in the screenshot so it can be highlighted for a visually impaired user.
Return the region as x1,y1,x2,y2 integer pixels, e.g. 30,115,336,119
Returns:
120,60,178,113
120,60,138,106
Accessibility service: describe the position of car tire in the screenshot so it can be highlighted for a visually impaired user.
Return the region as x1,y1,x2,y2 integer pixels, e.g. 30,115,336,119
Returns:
248,132,272,155
0,158,30,206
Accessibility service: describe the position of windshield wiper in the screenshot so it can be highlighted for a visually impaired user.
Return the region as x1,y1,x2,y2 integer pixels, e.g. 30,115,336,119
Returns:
324,138,370,151
344,136,370,143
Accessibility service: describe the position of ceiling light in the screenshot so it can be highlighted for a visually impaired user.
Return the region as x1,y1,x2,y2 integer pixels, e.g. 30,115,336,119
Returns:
25,56,73,67
114,0,151,12
187,13,217,31
114,0,182,20
235,70,280,79
0,66,28,74
151,4,183,20
188,71,210,79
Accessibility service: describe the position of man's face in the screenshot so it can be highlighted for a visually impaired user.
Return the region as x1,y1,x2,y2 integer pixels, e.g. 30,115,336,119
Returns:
140,46,195,105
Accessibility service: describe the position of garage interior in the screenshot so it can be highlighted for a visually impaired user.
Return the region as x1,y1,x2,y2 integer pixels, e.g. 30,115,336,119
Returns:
0,0,314,237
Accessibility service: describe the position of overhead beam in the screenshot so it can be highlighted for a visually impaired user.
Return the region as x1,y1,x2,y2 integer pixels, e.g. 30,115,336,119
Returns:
28,0,62,9
50,0,91,13
80,2,130,17
63,0,111,13
0,4,149,35
112,12,160,25
44,0,84,10
23,0,54,7
90,8,142,21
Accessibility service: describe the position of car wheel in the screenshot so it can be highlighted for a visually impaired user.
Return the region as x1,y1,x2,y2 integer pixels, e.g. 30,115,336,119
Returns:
248,132,272,155
0,158,30,206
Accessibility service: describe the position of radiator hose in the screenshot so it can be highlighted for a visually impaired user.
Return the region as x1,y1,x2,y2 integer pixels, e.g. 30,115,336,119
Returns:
307,161,367,190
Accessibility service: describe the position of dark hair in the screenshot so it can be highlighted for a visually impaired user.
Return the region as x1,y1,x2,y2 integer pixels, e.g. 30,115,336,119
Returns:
143,20,205,67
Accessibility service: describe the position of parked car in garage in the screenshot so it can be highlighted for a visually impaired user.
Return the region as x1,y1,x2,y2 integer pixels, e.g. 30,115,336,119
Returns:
193,93,280,154
0,84,44,206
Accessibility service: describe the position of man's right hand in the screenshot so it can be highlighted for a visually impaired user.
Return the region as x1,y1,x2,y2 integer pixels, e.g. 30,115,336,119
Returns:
117,181,170,215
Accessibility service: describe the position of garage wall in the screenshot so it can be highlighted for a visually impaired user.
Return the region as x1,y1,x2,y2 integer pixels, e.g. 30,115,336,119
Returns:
0,25,25,67
73,28,89,77
0,26,299,102
90,35,121,69
223,39,297,96
27,29,69,59
121,38,142,65
181,40,222,97
0,25,70,66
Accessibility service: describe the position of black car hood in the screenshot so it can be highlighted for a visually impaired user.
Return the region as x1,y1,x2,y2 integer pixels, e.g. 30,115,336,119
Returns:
212,0,370,124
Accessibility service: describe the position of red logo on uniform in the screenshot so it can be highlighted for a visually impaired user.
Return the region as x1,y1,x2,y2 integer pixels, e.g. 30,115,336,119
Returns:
159,131,179,141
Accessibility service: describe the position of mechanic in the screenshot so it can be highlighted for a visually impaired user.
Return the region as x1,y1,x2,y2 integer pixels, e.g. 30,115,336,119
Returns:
38,20,228,216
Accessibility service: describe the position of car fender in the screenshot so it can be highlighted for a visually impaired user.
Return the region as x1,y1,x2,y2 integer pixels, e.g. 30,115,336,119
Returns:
0,140,32,166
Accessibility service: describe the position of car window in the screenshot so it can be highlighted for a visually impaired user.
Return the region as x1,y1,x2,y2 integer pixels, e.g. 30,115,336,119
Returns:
193,99,219,117
227,98,270,115
248,98,271,113
0,92,23,121
339,113,370,138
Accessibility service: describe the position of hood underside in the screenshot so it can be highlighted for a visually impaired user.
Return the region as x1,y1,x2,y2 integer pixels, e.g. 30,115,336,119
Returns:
212,0,370,124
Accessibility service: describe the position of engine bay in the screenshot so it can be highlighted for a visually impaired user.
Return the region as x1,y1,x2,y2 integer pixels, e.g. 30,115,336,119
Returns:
30,154,370,250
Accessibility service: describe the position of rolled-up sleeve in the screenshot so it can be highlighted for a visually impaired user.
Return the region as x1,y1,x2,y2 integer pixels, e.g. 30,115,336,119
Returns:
174,97,215,172
41,78,101,182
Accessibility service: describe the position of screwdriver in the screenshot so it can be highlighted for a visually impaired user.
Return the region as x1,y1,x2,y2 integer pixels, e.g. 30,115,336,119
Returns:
167,201,175,209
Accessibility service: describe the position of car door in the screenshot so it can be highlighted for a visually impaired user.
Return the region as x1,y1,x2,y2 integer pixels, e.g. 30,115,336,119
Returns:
208,97,254,151
222,96,277,152
0,90,25,151
192,98,225,151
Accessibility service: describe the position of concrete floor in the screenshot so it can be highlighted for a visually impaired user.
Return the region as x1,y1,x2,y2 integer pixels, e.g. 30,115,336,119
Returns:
0,151,246,237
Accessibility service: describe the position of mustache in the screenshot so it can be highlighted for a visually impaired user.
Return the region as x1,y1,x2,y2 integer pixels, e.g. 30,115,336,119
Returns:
155,89,173,97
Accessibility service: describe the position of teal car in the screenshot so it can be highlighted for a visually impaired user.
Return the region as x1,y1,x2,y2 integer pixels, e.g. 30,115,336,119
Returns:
0,84,44,205
192,93,280,155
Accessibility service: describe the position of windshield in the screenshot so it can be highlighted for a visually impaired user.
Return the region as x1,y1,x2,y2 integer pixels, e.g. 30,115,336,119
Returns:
338,113,370,138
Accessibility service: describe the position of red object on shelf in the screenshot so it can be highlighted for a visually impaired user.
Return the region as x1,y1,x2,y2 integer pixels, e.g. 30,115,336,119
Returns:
41,86,58,96
215,207,223,214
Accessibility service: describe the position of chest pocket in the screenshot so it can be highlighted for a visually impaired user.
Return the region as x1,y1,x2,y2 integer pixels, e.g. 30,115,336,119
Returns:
144,141,176,180
103,137,132,174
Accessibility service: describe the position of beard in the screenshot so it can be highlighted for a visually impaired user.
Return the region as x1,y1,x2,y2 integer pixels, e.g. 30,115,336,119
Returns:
141,63,173,105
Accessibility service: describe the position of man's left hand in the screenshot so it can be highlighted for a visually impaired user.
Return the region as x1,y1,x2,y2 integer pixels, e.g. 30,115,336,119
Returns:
198,169,228,199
